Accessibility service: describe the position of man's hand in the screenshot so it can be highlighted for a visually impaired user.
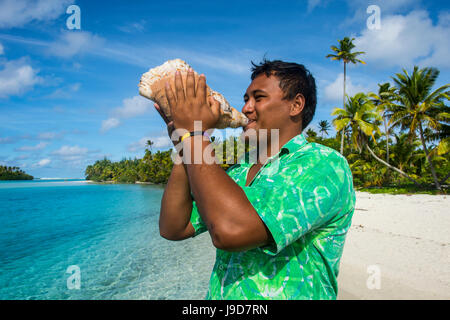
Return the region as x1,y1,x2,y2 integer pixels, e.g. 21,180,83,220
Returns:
165,69,220,132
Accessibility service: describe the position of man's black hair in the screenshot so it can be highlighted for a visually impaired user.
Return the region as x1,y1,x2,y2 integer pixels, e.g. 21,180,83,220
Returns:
250,59,317,129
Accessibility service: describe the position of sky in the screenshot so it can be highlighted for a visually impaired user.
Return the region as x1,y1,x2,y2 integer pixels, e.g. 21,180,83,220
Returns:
0,0,449,178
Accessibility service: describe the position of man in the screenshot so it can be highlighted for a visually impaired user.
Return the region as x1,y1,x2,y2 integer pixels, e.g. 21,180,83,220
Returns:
157,59,355,300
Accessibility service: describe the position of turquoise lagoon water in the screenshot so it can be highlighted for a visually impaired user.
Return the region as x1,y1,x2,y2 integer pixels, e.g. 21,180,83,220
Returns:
0,180,215,299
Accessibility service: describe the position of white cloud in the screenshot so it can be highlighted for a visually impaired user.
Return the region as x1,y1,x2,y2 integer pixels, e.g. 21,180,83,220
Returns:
115,95,153,119
101,117,121,132
0,42,4,54
0,0,72,29
36,158,51,167
186,52,250,75
45,82,81,99
128,136,172,152
37,131,64,140
51,145,88,161
0,136,14,144
0,57,42,97
0,31,104,59
118,20,147,33
101,96,154,132
48,31,105,58
439,11,450,27
12,154,30,161
323,73,372,103
15,141,48,151
354,10,450,68
52,145,87,156
0,131,64,145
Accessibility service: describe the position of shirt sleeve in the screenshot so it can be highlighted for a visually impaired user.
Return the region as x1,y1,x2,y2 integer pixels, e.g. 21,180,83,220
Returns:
189,201,208,237
241,151,354,255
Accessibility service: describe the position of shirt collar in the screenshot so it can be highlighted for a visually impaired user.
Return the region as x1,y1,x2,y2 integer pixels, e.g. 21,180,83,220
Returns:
279,133,308,155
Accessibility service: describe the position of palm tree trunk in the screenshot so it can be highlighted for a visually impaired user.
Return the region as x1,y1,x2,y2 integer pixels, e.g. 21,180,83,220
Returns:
439,171,450,185
384,116,389,164
366,144,421,186
340,129,345,154
418,123,441,190
340,62,347,155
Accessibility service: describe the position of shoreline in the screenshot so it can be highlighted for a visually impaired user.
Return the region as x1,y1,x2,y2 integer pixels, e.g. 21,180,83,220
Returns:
85,180,158,185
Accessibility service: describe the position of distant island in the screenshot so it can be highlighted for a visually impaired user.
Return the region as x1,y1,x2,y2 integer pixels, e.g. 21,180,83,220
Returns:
84,137,246,184
0,165,34,180
85,140,173,184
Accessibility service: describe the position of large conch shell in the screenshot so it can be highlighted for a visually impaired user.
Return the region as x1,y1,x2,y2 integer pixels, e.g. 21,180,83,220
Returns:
138,59,248,129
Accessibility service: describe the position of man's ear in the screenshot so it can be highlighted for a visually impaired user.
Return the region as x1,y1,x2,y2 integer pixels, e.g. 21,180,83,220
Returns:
289,93,305,117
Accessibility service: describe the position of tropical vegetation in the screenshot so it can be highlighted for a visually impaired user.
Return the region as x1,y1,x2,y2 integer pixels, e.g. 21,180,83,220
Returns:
84,137,250,184
0,166,33,180
85,141,174,184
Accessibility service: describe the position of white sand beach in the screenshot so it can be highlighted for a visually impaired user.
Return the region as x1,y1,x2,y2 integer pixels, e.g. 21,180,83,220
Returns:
177,191,450,300
337,191,450,300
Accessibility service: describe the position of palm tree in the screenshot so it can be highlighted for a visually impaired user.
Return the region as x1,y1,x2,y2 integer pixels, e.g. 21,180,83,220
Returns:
332,92,421,185
146,140,154,151
369,83,396,163
389,66,450,190
390,133,423,173
305,128,318,139
349,157,388,187
326,37,366,154
318,120,331,138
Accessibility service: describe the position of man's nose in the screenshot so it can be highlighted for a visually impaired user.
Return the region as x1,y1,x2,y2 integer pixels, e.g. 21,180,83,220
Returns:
242,100,254,115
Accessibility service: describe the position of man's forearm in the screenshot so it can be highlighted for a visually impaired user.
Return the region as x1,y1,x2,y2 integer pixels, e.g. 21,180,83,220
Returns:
183,137,269,250
159,159,193,239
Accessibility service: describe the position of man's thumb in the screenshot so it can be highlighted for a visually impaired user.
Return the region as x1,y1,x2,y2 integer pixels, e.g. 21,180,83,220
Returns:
208,96,221,119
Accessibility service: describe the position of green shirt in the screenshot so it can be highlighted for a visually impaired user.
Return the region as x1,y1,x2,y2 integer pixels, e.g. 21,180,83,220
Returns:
190,133,355,300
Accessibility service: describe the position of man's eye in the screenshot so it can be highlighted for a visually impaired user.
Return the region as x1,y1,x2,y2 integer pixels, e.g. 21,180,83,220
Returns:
255,96,264,100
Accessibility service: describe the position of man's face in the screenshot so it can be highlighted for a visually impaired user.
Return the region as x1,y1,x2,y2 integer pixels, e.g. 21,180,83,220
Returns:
242,74,292,138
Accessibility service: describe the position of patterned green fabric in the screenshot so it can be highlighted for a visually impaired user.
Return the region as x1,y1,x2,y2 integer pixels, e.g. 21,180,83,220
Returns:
189,133,355,300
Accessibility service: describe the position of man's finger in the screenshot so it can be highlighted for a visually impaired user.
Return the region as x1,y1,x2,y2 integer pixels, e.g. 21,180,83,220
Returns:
196,74,207,105
154,103,170,124
174,71,185,102
208,96,221,121
186,68,195,99
165,82,177,113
